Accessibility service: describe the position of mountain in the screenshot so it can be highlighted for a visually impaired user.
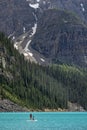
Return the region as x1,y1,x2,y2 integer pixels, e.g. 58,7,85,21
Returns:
31,9,87,67
0,0,87,67
0,33,87,111
0,0,35,36
29,0,87,23
0,0,87,111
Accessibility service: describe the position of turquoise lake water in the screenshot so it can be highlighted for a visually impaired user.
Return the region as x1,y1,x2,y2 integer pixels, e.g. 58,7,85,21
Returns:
0,112,87,130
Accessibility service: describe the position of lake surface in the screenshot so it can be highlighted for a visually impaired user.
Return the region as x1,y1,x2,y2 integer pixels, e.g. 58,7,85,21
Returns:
0,112,87,130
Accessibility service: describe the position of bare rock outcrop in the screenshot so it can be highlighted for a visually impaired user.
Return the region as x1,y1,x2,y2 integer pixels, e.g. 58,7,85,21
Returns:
0,99,29,112
31,9,87,67
0,0,35,36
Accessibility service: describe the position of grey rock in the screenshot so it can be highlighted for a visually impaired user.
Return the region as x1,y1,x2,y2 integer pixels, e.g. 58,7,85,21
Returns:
0,99,29,112
0,0,35,37
31,9,87,67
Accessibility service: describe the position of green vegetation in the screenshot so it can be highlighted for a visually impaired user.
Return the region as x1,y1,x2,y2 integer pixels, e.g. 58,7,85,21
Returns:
46,64,87,109
0,86,26,107
0,33,67,109
0,32,87,110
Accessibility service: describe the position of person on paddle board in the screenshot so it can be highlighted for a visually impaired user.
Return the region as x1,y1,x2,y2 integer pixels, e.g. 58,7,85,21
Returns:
30,113,33,120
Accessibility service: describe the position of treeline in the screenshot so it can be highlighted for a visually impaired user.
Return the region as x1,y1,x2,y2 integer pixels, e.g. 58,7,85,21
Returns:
0,32,87,110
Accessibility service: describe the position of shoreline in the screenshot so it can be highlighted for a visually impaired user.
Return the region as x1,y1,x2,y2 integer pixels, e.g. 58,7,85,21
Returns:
0,99,85,112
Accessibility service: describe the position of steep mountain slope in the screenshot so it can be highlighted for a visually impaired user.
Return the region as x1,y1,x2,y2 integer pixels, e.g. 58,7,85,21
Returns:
0,0,35,36
0,33,87,110
0,33,68,109
31,9,87,67
49,0,87,24
29,0,87,24
0,0,87,36
0,0,87,67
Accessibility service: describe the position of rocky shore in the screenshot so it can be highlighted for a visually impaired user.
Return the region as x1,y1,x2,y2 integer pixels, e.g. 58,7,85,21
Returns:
0,99,29,112
0,99,85,112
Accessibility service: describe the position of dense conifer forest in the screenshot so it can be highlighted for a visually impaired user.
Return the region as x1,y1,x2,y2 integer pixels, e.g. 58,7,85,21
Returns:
0,33,87,110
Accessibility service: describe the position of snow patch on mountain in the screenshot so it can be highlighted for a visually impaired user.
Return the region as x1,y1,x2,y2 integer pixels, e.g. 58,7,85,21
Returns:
14,43,18,50
43,1,46,5
14,41,22,50
12,36,15,40
29,3,39,9
80,3,85,12
31,23,37,36
23,51,33,57
24,22,37,56
23,12,37,60
23,27,26,33
40,58,45,62
24,40,31,51
37,0,40,2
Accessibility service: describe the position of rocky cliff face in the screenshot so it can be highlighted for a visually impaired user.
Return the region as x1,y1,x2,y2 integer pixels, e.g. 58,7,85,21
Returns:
49,0,87,24
0,0,87,37
0,0,35,37
31,9,87,67
29,0,87,24
0,0,87,67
